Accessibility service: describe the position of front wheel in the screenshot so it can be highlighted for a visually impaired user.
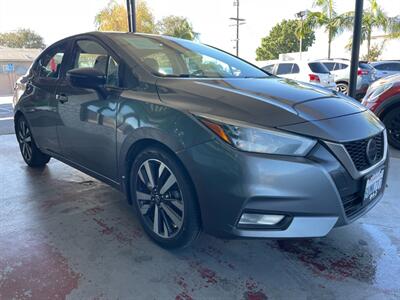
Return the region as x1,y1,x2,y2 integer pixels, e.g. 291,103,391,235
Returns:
16,116,50,167
130,147,201,249
383,108,400,149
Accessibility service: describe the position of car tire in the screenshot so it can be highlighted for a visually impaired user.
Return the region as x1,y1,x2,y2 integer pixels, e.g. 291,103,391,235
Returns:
16,115,51,167
383,107,400,150
130,146,201,249
336,82,349,95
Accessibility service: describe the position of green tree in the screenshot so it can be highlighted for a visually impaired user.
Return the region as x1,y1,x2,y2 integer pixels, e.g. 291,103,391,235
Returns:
0,29,45,49
361,42,385,61
156,16,196,40
306,0,352,58
342,0,400,60
95,0,156,33
256,19,315,61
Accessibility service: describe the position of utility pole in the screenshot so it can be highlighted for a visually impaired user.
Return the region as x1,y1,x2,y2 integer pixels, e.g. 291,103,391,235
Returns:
126,0,136,32
230,0,245,56
348,0,364,98
295,10,308,60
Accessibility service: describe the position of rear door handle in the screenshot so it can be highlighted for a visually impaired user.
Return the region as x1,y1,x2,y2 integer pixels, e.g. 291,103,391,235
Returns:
56,94,68,103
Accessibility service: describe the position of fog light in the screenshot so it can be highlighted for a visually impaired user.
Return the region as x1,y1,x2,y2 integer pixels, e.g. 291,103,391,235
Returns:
239,213,285,226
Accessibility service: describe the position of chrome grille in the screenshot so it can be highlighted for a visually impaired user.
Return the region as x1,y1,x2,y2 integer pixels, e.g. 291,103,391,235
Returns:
343,133,384,172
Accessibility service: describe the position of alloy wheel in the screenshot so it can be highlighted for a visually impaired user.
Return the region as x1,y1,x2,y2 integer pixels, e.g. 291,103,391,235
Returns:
17,118,33,162
135,159,184,238
336,83,348,95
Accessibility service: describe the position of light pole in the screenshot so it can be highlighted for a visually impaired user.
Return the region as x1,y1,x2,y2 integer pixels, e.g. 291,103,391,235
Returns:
295,10,308,60
349,0,364,98
230,0,246,56
126,0,136,32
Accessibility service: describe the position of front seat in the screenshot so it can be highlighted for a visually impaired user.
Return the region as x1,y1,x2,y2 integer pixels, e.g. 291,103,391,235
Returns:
93,55,108,74
143,58,159,73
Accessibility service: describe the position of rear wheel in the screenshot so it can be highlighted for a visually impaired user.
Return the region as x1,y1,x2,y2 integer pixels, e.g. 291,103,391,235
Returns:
336,82,349,95
16,116,50,167
383,108,400,149
130,147,201,249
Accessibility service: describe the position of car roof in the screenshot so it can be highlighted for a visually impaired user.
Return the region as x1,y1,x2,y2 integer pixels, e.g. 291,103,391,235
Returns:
371,61,400,65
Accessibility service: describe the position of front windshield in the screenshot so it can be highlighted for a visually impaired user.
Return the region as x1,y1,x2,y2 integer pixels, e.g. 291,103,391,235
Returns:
113,34,268,78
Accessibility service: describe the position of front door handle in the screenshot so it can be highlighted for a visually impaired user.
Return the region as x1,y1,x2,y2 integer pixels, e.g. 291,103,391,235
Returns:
56,94,68,103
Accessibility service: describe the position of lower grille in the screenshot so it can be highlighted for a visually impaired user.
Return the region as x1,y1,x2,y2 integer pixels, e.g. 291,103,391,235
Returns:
341,193,363,219
343,133,384,171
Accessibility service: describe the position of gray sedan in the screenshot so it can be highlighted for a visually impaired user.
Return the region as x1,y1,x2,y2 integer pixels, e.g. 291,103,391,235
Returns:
13,32,389,248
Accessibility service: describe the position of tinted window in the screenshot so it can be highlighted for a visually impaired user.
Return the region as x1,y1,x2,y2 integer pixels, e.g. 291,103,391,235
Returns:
72,40,120,87
308,62,329,73
359,62,374,70
335,63,348,70
114,35,268,78
376,63,400,71
276,63,293,75
38,43,67,79
323,62,335,71
292,64,300,74
262,64,275,73
390,63,400,71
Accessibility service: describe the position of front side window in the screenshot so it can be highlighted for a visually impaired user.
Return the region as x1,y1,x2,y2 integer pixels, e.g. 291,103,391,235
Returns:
113,35,268,78
72,40,120,87
38,44,67,79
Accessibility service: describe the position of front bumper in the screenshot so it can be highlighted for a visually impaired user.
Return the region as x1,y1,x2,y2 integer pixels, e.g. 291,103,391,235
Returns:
178,135,389,239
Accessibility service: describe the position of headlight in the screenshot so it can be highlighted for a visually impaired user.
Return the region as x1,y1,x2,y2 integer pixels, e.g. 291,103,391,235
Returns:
365,82,393,103
198,117,316,156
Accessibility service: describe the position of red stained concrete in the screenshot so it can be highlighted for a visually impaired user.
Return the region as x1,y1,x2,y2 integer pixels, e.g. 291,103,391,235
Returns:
0,234,80,299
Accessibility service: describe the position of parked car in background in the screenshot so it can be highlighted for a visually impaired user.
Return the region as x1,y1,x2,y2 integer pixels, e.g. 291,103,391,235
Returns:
370,61,400,80
318,58,377,99
362,74,400,149
261,60,336,90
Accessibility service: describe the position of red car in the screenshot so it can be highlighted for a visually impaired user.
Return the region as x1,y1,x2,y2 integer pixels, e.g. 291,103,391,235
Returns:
362,74,400,149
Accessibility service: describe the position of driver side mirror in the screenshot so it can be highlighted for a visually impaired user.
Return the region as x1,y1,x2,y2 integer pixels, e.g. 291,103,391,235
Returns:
67,68,106,89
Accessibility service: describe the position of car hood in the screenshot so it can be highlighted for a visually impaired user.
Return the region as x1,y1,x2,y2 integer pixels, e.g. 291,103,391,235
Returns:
156,77,366,129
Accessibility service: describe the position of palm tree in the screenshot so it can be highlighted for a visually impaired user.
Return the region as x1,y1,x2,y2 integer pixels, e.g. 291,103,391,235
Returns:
342,0,400,61
306,0,349,58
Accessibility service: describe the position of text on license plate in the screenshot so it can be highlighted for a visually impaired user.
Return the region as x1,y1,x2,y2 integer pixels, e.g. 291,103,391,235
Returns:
364,168,384,203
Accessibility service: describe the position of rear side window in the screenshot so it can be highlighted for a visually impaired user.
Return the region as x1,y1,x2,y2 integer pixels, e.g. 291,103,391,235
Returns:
359,62,374,70
37,43,67,79
292,64,300,73
335,63,348,70
308,62,329,74
276,63,293,75
323,62,335,71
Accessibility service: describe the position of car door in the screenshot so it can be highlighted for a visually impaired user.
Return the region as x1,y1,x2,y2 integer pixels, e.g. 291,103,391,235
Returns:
55,38,122,181
23,42,69,153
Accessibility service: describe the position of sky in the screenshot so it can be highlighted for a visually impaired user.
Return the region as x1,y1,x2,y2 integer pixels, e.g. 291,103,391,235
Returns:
0,0,399,62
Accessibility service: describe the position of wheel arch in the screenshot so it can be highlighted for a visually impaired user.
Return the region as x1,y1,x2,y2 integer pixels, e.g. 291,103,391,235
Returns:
377,96,400,120
121,138,201,223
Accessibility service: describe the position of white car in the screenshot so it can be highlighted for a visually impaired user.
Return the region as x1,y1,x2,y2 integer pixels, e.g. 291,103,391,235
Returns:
262,60,336,90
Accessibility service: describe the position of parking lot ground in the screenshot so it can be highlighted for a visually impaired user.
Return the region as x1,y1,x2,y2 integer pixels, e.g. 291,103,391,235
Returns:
0,96,14,135
0,133,399,300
